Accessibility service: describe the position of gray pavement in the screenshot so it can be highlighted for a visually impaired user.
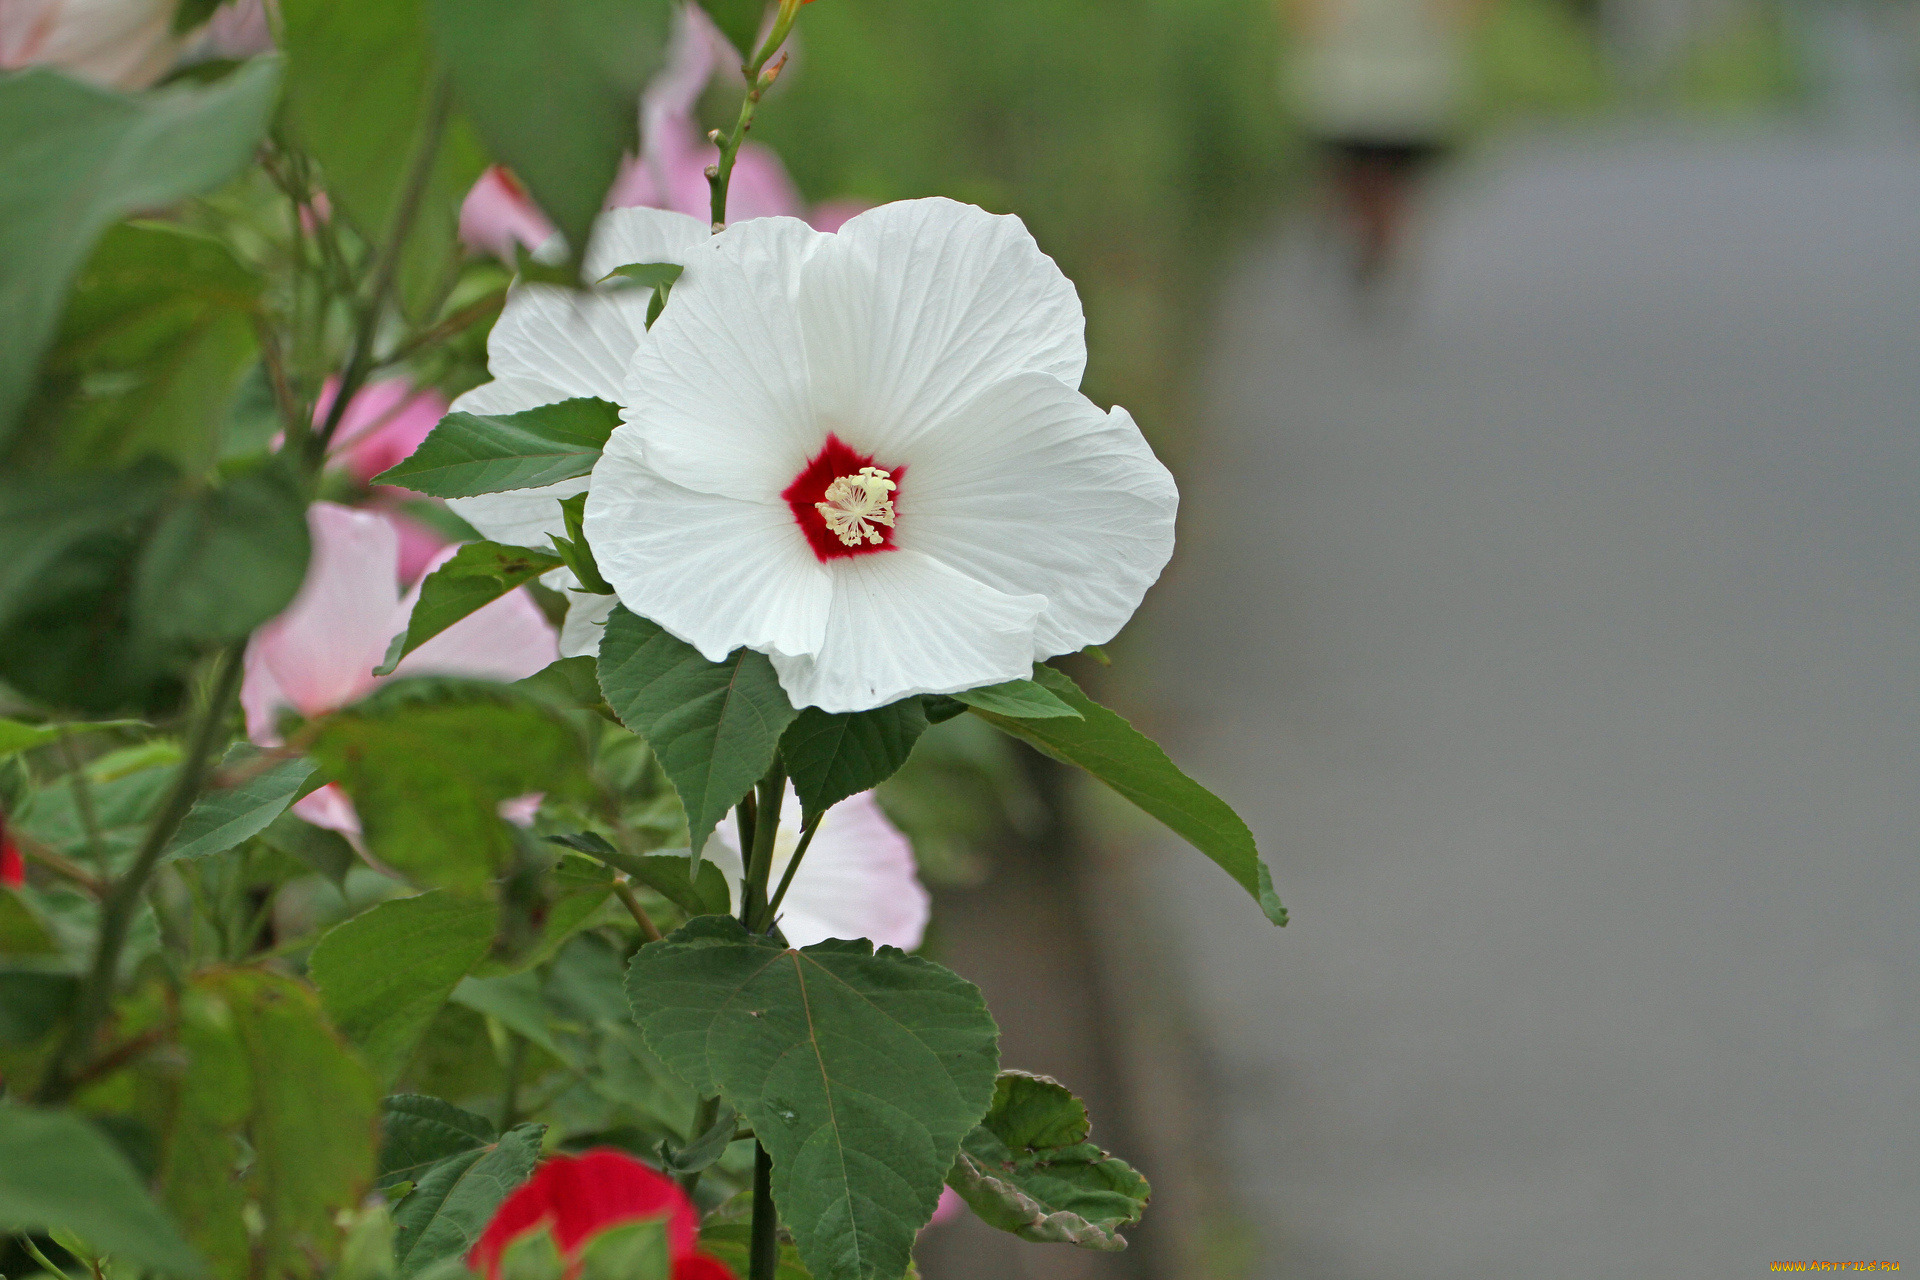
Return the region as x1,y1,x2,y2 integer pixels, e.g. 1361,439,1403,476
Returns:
1135,125,1920,1277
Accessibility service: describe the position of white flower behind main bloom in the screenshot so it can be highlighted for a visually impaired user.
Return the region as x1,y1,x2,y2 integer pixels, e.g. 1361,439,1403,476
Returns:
452,197,1178,712
705,786,930,951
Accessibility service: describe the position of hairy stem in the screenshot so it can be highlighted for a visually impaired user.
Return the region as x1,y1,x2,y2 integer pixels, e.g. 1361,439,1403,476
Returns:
313,75,454,458
679,1094,722,1197
706,0,802,230
749,1142,779,1280
742,764,786,932
36,641,248,1104
611,879,662,942
762,808,822,927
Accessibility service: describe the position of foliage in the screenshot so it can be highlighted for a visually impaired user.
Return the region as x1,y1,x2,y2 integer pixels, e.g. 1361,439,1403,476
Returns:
0,6,1284,1280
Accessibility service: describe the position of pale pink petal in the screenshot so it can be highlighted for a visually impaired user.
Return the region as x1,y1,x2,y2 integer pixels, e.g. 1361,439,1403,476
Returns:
325,378,448,484
244,503,402,740
197,0,273,57
460,165,556,262
707,787,929,951
385,508,453,584
725,145,805,223
779,791,929,950
928,1187,965,1228
498,794,543,827
293,784,362,839
808,199,871,235
392,544,557,683
0,0,185,89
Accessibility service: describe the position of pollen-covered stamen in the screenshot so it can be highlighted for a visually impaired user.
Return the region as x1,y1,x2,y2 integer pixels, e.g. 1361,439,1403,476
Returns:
815,466,897,547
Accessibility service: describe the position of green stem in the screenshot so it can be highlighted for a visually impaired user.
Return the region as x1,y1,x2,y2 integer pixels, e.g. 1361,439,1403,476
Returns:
313,75,454,459
55,728,108,877
749,1142,778,1280
706,0,802,230
762,809,822,928
742,764,786,933
611,879,662,943
679,1094,722,1197
35,641,248,1104
499,1032,529,1131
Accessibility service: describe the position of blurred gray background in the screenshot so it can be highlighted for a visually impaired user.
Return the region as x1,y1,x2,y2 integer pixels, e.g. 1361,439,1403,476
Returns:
1131,12,1920,1276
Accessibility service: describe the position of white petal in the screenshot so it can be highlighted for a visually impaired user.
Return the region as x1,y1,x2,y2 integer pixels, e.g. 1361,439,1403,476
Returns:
442,378,593,549
557,589,618,659
896,373,1178,657
448,374,576,418
483,209,703,405
446,479,586,554
581,205,709,280
796,198,1087,460
619,216,826,501
586,431,831,662
705,786,929,951
486,283,653,405
771,550,1045,713
244,503,399,737
775,791,928,951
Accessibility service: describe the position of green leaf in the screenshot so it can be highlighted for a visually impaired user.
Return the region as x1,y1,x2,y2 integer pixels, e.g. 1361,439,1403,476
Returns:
279,0,434,239
134,457,313,646
373,541,564,676
374,398,620,499
0,891,61,957
427,0,673,264
697,1225,810,1280
133,457,313,646
972,666,1286,927
780,698,931,824
379,1095,497,1189
660,1101,739,1177
156,968,382,1280
546,835,730,917
597,606,796,859
0,460,181,713
311,891,500,1084
0,718,145,761
696,0,769,57
162,745,319,863
0,1103,207,1277
950,679,1081,721
577,1220,672,1280
393,1122,546,1277
27,222,262,475
946,1071,1150,1251
0,971,78,1045
598,262,683,290
626,916,1000,1280
547,492,614,595
310,679,588,890
0,58,279,444
514,656,607,711
258,809,358,888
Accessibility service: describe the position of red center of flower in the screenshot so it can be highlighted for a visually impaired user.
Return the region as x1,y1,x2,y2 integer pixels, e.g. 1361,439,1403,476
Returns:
782,434,905,563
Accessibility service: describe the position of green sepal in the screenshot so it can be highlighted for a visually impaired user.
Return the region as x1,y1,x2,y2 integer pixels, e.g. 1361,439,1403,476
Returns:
547,492,614,595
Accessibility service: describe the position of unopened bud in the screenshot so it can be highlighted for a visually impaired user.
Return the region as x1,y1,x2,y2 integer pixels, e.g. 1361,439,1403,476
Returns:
760,51,790,88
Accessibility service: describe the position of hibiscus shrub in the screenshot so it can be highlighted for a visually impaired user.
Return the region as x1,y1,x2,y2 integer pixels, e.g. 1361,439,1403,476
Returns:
0,3,1280,1280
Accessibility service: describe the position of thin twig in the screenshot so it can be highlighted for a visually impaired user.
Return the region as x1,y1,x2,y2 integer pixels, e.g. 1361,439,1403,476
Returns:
612,879,662,943
35,642,248,1104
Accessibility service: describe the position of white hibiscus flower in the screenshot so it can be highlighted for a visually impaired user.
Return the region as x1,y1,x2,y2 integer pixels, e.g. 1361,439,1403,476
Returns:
453,197,1177,712
704,786,929,951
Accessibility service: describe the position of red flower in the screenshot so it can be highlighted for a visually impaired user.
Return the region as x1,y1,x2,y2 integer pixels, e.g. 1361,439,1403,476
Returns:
1,812,22,890
470,1150,735,1280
